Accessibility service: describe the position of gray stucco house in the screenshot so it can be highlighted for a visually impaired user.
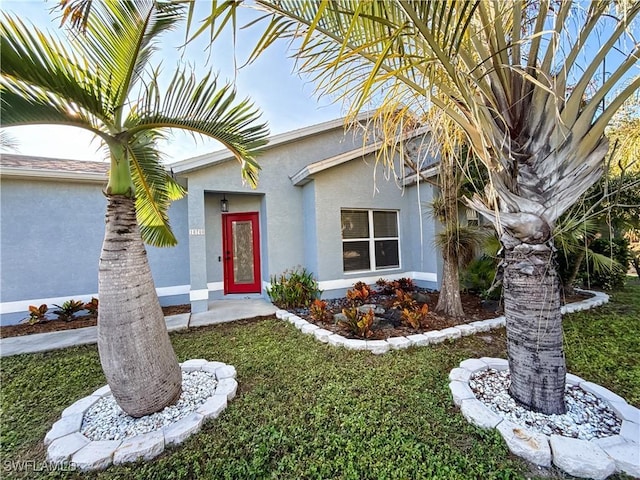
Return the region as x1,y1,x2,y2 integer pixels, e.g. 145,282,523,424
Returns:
0,116,441,325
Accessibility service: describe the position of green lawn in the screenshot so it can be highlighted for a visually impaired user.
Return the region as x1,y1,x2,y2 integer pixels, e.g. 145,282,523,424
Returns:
1,282,638,480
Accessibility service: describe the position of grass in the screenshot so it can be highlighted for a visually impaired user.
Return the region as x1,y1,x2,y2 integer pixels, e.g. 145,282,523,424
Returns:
1,281,638,480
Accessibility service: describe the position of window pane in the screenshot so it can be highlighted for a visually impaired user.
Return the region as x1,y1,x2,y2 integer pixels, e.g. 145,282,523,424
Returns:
373,211,398,237
343,241,370,271
341,210,369,239
375,240,399,268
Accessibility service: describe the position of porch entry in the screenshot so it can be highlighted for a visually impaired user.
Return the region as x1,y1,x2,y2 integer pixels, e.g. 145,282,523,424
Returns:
222,212,262,294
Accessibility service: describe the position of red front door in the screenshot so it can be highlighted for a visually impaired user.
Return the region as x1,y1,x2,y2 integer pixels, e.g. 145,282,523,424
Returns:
222,212,262,294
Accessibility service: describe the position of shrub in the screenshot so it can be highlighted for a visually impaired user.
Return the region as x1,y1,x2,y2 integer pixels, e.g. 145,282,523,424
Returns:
338,307,374,339
346,282,372,306
84,297,99,315
25,304,48,324
268,267,321,309
376,277,416,295
394,277,415,292
52,299,84,322
309,299,330,322
401,304,429,330
375,278,394,294
461,255,501,300
392,289,416,310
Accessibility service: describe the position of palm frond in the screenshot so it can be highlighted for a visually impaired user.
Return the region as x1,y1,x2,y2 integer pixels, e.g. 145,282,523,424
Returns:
248,0,639,239
0,14,110,127
585,250,622,275
128,69,269,187
127,131,185,247
434,224,489,267
80,0,186,110
0,87,76,127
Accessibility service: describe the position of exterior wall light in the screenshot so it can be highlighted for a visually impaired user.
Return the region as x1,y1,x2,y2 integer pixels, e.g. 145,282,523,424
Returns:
220,195,229,213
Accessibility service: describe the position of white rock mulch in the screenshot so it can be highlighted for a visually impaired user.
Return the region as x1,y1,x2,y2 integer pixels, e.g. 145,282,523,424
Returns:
450,357,640,480
45,359,238,471
81,370,218,441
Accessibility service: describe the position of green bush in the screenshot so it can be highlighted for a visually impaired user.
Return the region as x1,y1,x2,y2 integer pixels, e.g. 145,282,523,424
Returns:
267,267,322,309
52,299,85,322
581,237,631,290
461,255,501,300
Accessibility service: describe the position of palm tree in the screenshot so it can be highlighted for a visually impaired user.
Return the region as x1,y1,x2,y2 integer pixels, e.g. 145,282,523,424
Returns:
1,0,268,417
242,0,639,414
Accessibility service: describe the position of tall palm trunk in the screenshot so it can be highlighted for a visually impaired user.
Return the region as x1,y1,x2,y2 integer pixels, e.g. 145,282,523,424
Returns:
434,153,465,319
436,250,465,318
502,234,566,414
98,195,182,418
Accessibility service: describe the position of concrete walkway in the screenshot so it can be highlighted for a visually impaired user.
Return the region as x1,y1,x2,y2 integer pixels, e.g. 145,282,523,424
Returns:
0,299,277,357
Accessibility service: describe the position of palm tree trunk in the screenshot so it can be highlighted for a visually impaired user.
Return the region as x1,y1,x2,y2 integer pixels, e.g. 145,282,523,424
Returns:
436,253,465,318
434,152,465,320
97,195,182,418
503,235,566,415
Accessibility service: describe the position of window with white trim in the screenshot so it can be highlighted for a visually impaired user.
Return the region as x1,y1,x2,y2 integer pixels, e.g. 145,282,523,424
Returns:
341,209,400,272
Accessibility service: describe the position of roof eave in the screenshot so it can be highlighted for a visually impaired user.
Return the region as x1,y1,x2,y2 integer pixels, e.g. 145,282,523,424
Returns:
0,168,107,184
172,113,372,175
290,125,431,186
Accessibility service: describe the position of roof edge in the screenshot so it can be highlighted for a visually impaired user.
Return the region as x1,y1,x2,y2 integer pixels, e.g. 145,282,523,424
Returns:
290,125,431,186
0,167,107,184
172,112,371,175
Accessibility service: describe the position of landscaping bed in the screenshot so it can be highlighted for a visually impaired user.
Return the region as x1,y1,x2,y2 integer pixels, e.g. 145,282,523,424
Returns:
286,281,591,341
0,304,191,339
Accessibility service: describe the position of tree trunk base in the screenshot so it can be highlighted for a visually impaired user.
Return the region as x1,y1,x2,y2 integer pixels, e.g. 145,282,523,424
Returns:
503,237,566,415
98,195,182,418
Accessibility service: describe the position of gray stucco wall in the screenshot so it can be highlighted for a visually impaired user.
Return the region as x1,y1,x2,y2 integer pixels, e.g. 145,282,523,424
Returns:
0,176,190,325
180,123,439,304
306,153,438,293
1,178,104,303
182,125,368,302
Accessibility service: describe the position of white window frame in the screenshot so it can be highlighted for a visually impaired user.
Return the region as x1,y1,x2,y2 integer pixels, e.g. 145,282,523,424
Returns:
341,209,401,273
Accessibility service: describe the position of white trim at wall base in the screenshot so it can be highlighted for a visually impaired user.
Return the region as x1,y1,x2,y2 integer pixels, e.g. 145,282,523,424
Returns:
189,289,209,301
206,282,224,292
0,285,191,315
411,271,438,283
317,271,437,292
193,272,437,302
156,285,190,297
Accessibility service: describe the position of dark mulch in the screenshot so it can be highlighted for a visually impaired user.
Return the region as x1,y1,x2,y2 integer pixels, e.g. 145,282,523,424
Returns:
290,290,592,340
0,304,191,339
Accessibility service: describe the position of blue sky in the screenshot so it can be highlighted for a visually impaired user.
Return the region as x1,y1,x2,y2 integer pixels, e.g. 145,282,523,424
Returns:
1,1,344,162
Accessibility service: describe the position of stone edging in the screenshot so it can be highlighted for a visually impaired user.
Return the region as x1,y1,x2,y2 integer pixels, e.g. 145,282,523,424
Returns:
276,289,610,355
45,359,237,471
449,357,639,479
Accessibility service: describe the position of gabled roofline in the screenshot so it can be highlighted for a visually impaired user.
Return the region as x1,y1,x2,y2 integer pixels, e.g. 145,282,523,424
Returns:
402,166,439,186
290,125,431,186
171,112,371,175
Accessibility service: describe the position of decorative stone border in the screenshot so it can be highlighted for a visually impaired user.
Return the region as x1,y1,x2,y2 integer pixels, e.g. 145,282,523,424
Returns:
276,289,609,355
449,357,639,479
45,359,237,471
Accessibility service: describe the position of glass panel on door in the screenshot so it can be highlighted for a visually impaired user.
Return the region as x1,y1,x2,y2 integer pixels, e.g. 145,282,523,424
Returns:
232,220,255,284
